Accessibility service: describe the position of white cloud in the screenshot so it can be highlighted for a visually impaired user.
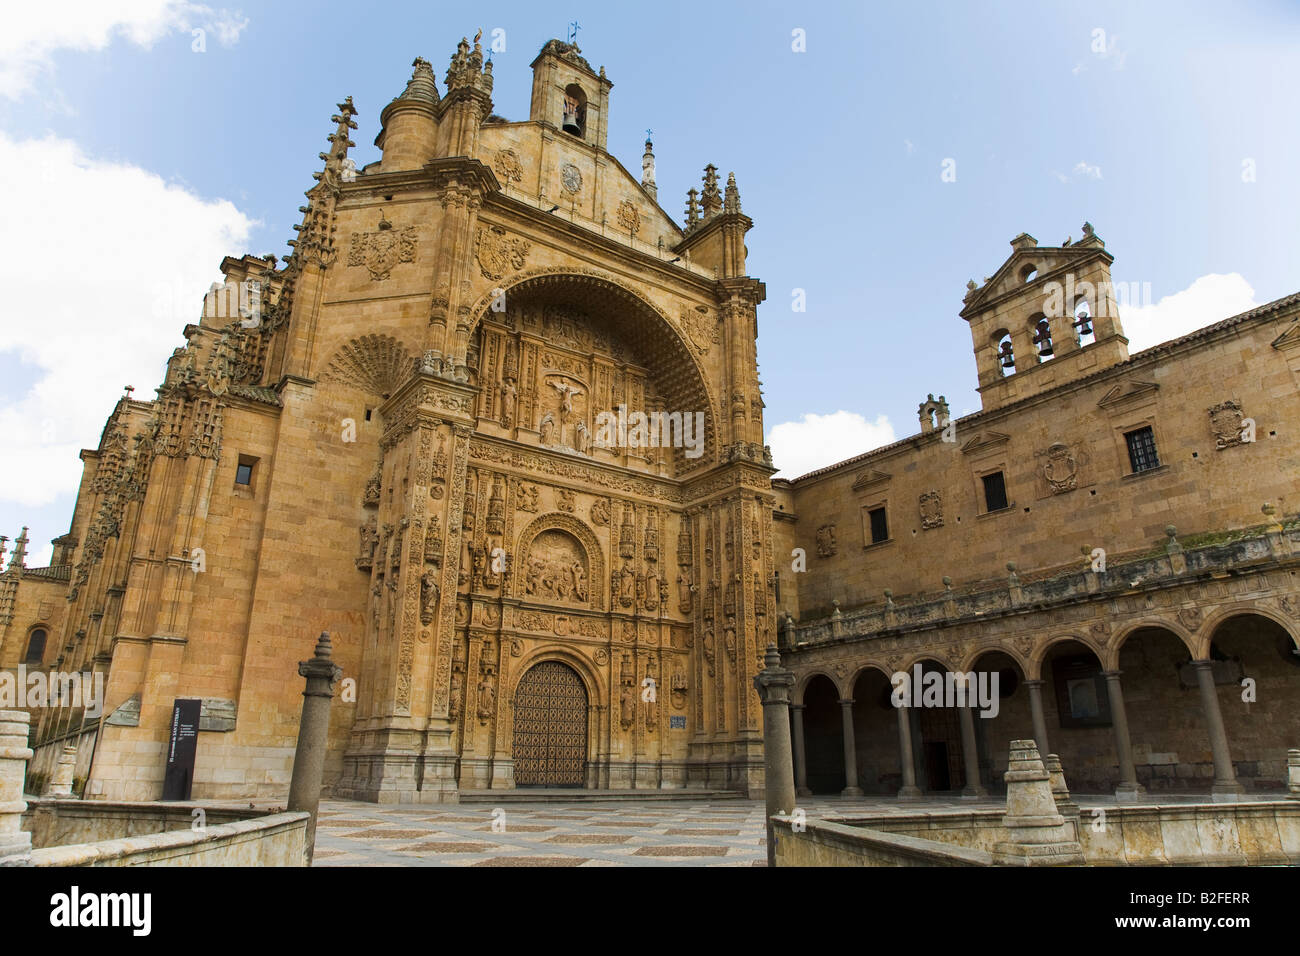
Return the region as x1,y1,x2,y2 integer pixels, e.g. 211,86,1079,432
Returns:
0,132,255,509
0,2,249,99
767,411,897,480
1072,161,1103,180
1120,273,1258,353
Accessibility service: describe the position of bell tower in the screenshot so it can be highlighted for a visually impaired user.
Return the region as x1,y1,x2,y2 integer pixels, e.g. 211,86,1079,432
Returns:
960,223,1130,411
529,39,612,150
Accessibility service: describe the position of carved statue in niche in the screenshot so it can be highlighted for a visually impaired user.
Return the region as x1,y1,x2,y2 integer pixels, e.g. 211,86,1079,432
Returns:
522,530,588,604
724,626,736,659
539,412,556,444
477,668,497,721
358,516,378,569
449,667,463,720
816,524,837,557
724,516,735,561
619,562,636,608
677,570,693,614
575,419,590,454
470,542,487,590
370,582,382,634
620,682,634,730
517,482,540,512
1042,442,1078,494
557,489,575,512
1208,400,1246,449
363,463,381,505
420,570,440,625
703,628,716,676
590,498,610,526
644,570,659,611
499,380,517,429
919,490,944,529
424,514,442,562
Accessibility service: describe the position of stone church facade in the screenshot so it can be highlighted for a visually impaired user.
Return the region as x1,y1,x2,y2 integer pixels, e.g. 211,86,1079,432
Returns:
3,36,1298,808
1,36,775,802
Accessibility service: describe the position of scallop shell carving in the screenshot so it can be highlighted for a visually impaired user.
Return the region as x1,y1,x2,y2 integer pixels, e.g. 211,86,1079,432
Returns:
320,334,414,398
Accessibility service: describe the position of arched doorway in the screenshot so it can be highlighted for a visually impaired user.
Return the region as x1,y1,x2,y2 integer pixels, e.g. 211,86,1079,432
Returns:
513,661,588,787
801,674,844,794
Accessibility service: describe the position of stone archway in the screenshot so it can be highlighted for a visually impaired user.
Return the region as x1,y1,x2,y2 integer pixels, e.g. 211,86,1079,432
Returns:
512,660,589,787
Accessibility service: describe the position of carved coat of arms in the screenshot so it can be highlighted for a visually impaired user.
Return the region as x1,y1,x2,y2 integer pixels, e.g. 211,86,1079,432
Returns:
475,225,530,280
1207,400,1244,449
1043,442,1078,494
348,222,418,280
616,199,641,234
919,490,944,529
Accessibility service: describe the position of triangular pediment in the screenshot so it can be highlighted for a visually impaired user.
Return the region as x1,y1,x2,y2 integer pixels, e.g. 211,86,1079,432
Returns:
960,431,1011,455
1097,380,1159,410
851,469,892,491
1271,320,1300,351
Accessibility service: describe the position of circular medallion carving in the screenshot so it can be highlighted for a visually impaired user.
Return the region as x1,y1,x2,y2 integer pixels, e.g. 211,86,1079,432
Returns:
560,163,583,195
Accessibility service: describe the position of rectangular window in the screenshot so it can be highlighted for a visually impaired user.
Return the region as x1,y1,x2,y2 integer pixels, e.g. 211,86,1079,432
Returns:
235,463,253,485
868,506,889,544
982,471,1009,512
1125,426,1160,473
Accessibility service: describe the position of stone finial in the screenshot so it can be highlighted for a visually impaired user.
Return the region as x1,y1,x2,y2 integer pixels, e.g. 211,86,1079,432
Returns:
397,57,440,104
1006,561,1019,586
641,135,657,199
700,164,722,217
1043,753,1080,817
830,599,842,620
7,528,28,572
684,187,701,228
1262,503,1284,532
48,744,78,796
724,172,742,214
1164,525,1182,553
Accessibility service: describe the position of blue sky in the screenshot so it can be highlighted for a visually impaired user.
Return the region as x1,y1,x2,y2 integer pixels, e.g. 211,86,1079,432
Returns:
1,0,1298,565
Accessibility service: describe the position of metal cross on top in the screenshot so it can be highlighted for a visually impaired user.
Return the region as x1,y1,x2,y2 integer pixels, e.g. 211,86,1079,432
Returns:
568,20,581,44
123,385,135,399
646,128,653,140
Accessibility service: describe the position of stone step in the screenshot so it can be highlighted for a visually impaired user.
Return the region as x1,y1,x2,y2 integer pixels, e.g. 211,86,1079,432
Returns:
459,788,748,804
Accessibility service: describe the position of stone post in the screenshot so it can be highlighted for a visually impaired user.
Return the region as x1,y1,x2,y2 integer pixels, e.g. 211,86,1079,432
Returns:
0,711,33,866
895,705,922,801
1191,660,1244,801
1024,679,1051,759
956,671,982,801
992,739,1084,866
753,643,797,868
791,704,811,797
1287,749,1300,799
838,699,864,798
288,632,343,865
48,743,77,796
1103,671,1144,801
1044,754,1080,819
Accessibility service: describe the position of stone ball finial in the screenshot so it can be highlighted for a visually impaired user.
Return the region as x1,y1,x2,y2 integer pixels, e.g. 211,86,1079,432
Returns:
1006,561,1017,572
942,576,952,587
1165,525,1177,538
1262,503,1277,516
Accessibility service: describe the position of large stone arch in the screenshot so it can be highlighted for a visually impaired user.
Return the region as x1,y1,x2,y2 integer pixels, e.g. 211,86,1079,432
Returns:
794,668,840,706
1030,632,1106,677
1108,617,1196,669
466,268,721,466
1195,601,1300,658
959,643,1030,676
512,511,606,610
507,649,603,784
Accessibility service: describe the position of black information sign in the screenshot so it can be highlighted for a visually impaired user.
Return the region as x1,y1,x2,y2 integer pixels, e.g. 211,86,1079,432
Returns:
162,698,202,800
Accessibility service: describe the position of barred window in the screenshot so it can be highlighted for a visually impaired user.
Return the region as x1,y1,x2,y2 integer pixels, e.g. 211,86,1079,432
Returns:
1125,426,1160,473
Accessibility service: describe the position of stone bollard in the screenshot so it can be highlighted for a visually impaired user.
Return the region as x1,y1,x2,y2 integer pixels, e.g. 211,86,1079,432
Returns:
753,643,797,868
0,711,33,866
48,743,78,797
1288,749,1300,800
992,740,1084,866
287,632,343,865
1044,754,1080,819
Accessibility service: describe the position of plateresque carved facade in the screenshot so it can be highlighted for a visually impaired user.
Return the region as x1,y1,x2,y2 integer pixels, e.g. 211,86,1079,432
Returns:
0,37,774,801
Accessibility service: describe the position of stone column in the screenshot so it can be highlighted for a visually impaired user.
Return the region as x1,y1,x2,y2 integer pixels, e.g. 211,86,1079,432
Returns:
957,692,988,799
288,632,343,865
1287,749,1300,800
752,644,797,868
1191,660,1244,801
895,705,922,801
0,711,33,866
1103,670,1144,801
839,699,864,798
791,704,811,797
1024,679,1051,759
